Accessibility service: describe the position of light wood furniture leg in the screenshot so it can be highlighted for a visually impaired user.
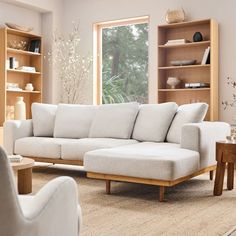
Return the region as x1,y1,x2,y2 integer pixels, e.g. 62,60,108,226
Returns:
227,163,234,190
106,180,111,194
17,167,32,194
159,186,165,202
209,170,214,180
214,162,226,196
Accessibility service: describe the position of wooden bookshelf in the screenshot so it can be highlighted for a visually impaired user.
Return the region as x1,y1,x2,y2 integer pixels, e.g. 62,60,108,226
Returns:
157,19,218,120
0,28,42,126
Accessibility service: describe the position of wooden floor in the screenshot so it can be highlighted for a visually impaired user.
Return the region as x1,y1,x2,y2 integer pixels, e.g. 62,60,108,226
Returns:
32,165,236,236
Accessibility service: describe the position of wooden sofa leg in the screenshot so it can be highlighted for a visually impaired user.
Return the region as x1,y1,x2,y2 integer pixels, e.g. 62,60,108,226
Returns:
210,170,214,180
106,180,111,194
159,186,165,202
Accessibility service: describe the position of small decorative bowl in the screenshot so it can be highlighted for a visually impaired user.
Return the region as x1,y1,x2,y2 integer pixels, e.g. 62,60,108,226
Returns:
170,59,197,66
167,77,181,89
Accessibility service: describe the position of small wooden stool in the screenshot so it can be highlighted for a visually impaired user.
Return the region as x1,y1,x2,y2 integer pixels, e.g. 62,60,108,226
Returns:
214,141,236,196
11,158,35,194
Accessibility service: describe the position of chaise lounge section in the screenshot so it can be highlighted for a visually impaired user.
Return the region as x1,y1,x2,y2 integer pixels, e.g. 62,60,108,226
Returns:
85,121,229,201
3,102,230,201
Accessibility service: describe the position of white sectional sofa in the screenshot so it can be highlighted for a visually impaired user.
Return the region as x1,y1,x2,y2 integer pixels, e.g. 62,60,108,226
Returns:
3,102,230,201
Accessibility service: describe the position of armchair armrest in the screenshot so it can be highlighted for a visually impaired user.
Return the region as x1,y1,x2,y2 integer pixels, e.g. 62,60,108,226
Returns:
20,177,81,236
3,120,33,154
181,122,230,168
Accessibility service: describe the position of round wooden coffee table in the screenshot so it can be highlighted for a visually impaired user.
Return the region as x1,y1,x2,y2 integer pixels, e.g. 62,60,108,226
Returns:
214,141,236,196
11,157,34,194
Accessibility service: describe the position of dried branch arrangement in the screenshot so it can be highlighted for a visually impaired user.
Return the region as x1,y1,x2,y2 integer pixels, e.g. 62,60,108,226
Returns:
222,77,236,110
48,24,92,104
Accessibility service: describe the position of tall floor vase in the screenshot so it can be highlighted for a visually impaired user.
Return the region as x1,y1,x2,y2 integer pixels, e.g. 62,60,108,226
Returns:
14,96,26,120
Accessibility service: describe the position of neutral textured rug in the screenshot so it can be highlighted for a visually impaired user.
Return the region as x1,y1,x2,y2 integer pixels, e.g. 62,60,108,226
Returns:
224,226,236,236
31,165,236,236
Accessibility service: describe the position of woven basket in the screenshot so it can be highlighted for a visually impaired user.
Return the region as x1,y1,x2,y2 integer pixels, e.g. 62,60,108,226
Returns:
165,9,185,24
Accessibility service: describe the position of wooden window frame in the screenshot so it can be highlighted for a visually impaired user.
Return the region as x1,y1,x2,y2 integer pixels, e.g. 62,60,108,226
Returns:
93,16,149,105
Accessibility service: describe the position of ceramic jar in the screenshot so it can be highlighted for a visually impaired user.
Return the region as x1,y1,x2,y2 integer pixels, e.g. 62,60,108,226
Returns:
25,83,34,91
167,77,181,89
14,96,26,120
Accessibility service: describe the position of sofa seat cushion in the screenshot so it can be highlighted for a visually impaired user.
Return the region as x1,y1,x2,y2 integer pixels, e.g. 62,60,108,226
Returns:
14,137,76,159
61,138,138,161
84,142,200,181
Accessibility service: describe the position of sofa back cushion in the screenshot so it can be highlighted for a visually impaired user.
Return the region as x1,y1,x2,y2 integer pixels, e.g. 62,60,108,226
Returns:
166,103,209,143
132,102,178,142
89,102,139,139
32,103,57,137
54,104,97,138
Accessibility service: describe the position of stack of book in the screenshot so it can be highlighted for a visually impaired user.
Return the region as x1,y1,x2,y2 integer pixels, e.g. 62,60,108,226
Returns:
201,46,210,65
17,66,36,73
165,39,190,45
185,82,210,88
8,155,23,163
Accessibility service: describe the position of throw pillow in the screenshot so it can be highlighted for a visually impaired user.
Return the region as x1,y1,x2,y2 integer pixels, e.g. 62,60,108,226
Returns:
166,103,209,143
132,102,178,142
54,104,97,138
89,102,139,139
32,103,57,137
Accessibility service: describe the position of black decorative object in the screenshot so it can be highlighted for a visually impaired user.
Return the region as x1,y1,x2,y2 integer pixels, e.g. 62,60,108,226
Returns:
9,57,16,69
29,39,41,53
193,32,203,42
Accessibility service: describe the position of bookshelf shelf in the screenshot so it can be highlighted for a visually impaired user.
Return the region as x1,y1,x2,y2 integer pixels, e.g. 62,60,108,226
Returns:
7,48,41,56
7,90,41,94
158,88,210,92
158,64,210,70
158,40,211,49
7,69,41,75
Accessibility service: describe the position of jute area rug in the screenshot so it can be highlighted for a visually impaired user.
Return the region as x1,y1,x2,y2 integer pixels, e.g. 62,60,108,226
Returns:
32,165,236,236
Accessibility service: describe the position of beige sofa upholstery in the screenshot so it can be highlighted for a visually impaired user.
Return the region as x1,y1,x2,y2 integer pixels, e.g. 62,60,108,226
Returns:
14,136,137,160
84,142,200,181
3,102,231,201
0,146,81,236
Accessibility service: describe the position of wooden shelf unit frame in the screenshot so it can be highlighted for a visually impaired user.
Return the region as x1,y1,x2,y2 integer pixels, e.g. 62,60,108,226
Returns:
157,19,218,121
0,28,42,126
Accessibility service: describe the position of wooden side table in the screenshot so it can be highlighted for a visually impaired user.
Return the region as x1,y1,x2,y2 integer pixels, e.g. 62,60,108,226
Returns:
214,141,236,196
11,158,34,194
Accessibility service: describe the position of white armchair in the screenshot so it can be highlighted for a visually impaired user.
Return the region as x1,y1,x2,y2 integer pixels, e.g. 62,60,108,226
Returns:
0,146,82,236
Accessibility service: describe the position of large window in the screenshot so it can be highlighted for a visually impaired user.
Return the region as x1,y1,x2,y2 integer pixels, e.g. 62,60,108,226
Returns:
94,17,149,104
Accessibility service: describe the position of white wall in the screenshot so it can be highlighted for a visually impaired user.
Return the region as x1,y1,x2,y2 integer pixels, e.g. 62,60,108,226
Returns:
62,0,236,123
0,2,41,34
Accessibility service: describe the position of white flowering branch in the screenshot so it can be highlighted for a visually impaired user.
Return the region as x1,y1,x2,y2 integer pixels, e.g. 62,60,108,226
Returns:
48,24,92,104
222,77,236,110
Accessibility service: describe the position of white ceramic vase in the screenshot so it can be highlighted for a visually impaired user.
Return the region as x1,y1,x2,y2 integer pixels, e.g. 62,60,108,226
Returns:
14,96,26,120
25,83,34,91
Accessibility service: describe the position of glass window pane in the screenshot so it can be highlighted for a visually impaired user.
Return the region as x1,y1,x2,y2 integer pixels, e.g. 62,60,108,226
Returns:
102,23,149,104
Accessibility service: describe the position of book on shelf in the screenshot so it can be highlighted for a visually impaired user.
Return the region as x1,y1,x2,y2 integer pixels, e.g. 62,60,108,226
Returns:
17,66,36,73
201,46,210,65
185,82,210,88
8,155,23,163
165,39,190,45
